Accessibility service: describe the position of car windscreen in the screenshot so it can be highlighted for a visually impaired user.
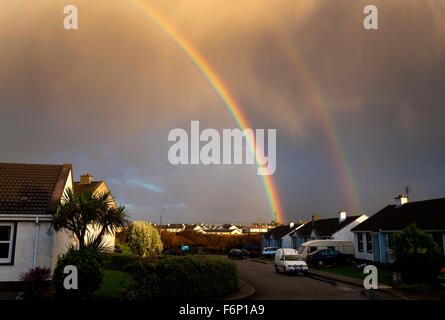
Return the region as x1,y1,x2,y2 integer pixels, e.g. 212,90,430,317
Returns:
284,254,303,261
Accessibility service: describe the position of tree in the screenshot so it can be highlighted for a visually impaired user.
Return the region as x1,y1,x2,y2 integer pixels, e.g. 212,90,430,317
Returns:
51,188,128,249
128,221,163,257
393,223,445,283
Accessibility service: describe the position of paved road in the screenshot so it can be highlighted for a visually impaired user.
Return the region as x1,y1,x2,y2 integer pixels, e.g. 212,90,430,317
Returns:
235,259,399,300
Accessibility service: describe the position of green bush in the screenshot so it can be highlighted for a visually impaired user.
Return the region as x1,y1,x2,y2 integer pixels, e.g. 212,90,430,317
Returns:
130,256,239,300
52,246,104,299
127,221,163,257
393,223,445,284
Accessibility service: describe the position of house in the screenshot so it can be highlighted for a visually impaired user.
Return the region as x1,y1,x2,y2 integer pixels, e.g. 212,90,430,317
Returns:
290,211,369,250
184,224,206,233
72,173,116,249
203,227,242,235
351,195,445,264
162,224,186,233
0,163,116,283
242,226,268,233
261,221,303,249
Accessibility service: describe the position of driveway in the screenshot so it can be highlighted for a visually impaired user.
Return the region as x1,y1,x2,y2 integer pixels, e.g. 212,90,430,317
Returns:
235,259,400,300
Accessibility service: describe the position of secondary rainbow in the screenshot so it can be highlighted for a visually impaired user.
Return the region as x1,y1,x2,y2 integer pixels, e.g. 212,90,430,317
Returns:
127,0,284,222
273,31,361,213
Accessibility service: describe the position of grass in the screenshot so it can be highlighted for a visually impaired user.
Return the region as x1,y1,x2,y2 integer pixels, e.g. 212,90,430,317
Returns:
257,255,275,262
115,241,132,255
394,282,435,290
90,270,134,300
313,265,395,286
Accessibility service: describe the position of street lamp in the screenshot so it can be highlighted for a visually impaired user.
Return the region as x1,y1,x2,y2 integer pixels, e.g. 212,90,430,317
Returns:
160,206,168,227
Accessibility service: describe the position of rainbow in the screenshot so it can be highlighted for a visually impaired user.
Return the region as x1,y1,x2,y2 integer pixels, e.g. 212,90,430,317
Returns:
273,31,361,213
127,0,284,222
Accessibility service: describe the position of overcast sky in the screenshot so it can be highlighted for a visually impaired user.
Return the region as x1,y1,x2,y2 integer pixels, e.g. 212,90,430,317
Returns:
1,0,445,224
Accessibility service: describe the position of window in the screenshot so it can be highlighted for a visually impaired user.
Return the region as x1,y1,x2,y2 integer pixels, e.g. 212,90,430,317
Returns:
292,237,298,249
366,233,373,253
0,223,15,264
308,246,318,253
387,233,394,249
357,233,364,252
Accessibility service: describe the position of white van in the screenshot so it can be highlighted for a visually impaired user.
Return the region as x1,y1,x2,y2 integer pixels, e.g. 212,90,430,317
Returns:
274,248,308,274
297,240,354,260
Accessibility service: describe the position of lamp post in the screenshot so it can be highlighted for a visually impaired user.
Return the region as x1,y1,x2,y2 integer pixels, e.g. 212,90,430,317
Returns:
160,206,168,227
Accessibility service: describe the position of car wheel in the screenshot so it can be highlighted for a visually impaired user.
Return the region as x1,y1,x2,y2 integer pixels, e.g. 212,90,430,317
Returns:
275,264,279,273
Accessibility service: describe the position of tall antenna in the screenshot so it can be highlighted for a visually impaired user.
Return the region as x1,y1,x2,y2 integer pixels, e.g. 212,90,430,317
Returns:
404,186,411,199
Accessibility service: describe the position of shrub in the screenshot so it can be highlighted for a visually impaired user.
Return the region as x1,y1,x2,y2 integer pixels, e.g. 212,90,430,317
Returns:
127,221,163,257
52,246,104,299
393,223,445,284
130,256,239,300
19,266,51,300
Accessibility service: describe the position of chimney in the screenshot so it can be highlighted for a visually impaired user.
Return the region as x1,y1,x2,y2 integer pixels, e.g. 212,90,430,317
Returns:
395,194,408,206
311,214,319,226
338,210,347,223
289,221,295,228
79,173,93,184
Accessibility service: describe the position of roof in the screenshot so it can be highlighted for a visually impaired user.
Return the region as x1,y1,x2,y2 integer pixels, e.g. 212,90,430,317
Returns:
295,216,361,237
0,163,72,215
72,181,103,194
352,197,445,232
263,224,299,239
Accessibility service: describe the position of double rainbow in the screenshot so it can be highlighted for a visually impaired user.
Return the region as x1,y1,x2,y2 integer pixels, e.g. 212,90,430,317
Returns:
127,0,284,222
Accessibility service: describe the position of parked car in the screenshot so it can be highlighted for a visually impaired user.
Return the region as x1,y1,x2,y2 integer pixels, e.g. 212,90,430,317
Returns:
274,248,308,274
114,245,122,253
242,245,260,257
298,240,354,260
262,246,278,256
438,266,445,288
306,249,353,267
228,248,244,259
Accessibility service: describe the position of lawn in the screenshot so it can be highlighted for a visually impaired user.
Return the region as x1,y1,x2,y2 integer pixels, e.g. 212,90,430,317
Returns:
257,255,275,262
90,270,134,300
115,241,132,255
313,265,395,286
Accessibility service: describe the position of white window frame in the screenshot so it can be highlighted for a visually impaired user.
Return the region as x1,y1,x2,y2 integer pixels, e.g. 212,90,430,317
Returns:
0,222,15,264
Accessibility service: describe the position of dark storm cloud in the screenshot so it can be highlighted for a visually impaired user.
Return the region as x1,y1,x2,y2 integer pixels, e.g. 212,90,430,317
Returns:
1,0,444,223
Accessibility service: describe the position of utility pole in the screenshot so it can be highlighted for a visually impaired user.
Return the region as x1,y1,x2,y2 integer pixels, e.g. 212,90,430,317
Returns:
160,206,168,227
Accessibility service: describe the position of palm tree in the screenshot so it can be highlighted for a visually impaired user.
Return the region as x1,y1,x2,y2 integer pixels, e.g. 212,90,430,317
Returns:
51,188,128,249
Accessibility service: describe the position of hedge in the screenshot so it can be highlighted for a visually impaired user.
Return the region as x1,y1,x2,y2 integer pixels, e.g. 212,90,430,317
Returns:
102,253,138,272
129,256,239,300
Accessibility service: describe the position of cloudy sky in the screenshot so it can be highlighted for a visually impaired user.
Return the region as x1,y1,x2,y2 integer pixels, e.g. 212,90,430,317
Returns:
1,0,444,224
